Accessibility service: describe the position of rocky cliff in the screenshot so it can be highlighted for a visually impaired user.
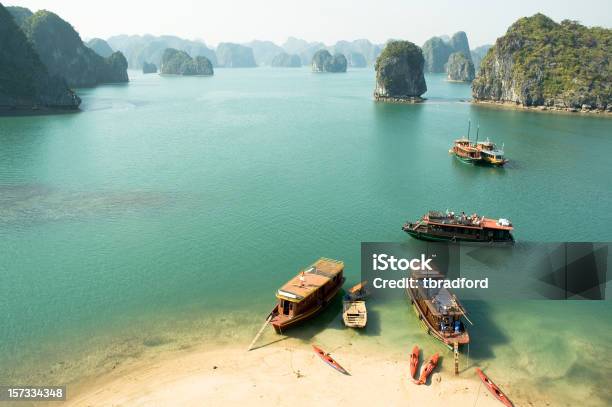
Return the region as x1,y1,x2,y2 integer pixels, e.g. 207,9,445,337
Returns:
0,4,80,111
244,40,284,66
271,52,301,67
311,50,347,72
6,5,32,25
472,14,611,112
446,52,475,82
421,37,452,73
19,10,128,87
470,44,491,72
142,61,157,74
160,48,213,75
331,39,382,66
86,38,114,57
107,35,217,69
282,37,326,65
216,43,256,67
347,52,367,68
422,32,472,73
374,41,427,102
449,32,471,62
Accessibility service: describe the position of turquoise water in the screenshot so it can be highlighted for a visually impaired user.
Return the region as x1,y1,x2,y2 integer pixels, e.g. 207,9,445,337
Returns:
1,68,611,405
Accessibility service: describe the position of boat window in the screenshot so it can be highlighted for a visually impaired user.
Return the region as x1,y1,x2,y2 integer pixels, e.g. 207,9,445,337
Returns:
282,300,290,315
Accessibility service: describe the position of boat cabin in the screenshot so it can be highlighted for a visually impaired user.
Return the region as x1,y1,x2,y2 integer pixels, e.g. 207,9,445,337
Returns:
274,258,344,322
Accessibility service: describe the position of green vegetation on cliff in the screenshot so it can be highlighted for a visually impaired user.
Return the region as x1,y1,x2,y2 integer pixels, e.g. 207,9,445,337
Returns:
20,10,128,87
446,52,475,82
160,48,213,75
311,50,347,73
0,4,80,110
86,38,114,58
473,14,611,110
374,41,426,100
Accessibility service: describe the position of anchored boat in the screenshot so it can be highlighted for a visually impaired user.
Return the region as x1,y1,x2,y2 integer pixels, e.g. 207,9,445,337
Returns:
402,210,514,243
450,137,481,163
406,270,470,349
270,258,345,334
476,138,507,166
450,122,508,166
342,281,368,328
449,121,481,164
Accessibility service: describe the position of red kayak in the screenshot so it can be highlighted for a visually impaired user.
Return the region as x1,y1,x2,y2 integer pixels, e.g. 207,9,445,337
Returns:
415,353,439,385
476,368,513,407
312,345,350,375
409,345,419,379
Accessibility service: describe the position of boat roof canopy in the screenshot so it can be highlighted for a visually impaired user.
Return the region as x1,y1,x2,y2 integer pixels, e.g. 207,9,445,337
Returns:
415,283,465,317
276,258,344,303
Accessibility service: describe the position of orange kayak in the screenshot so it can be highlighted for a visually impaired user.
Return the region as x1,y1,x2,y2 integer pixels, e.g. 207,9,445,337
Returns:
409,345,419,379
415,353,439,385
476,368,513,407
312,345,350,375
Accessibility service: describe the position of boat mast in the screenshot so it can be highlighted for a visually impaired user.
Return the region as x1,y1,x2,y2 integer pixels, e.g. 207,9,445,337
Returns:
467,120,471,141
475,125,480,145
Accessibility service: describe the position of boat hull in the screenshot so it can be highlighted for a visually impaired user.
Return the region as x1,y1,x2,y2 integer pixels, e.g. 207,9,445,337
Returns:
403,225,514,243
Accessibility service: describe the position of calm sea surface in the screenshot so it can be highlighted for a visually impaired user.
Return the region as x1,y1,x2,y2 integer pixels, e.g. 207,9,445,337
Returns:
1,68,611,405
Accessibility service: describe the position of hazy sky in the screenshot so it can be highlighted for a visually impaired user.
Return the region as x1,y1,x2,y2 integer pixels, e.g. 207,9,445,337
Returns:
7,0,612,47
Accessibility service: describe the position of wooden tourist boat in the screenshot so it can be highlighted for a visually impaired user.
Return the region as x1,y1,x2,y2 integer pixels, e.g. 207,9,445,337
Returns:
449,121,481,164
476,138,508,166
402,210,514,243
476,368,514,407
269,258,345,334
406,270,470,349
342,281,368,328
449,137,481,163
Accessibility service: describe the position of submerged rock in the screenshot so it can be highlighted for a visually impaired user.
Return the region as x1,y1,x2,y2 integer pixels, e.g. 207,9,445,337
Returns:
216,43,256,67
374,40,426,102
142,61,157,74
160,48,213,75
446,52,475,82
472,14,611,112
311,50,347,73
271,52,301,67
0,4,80,111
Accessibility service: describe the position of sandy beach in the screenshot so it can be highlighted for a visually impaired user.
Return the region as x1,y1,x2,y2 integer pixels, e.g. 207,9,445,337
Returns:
64,337,509,407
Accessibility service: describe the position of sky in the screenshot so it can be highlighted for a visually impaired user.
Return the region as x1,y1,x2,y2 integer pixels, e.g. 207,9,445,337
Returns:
7,0,612,47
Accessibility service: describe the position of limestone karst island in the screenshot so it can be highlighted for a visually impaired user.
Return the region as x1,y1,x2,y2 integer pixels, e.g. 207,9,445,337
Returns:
1,1,611,407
